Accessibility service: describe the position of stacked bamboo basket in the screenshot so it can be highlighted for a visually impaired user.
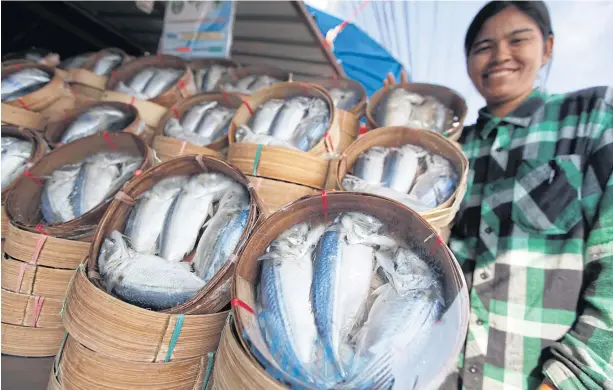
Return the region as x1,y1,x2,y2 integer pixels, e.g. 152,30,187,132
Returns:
1,133,153,358
49,155,261,389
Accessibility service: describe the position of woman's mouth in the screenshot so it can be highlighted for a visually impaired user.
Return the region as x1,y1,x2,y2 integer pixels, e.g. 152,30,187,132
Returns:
484,68,517,80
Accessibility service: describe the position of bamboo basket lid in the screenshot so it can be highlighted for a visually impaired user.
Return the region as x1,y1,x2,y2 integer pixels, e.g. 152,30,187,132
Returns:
1,63,70,112
101,90,169,129
1,322,66,357
4,222,89,269
156,92,244,152
88,155,261,315
2,256,77,299
232,192,470,389
366,83,468,141
43,101,150,149
5,132,154,238
1,125,49,203
1,102,45,130
55,336,214,390
63,267,229,362
308,78,367,118
246,175,318,218
335,126,469,239
1,288,63,328
68,47,132,91
214,321,286,390
106,54,197,108
216,65,289,94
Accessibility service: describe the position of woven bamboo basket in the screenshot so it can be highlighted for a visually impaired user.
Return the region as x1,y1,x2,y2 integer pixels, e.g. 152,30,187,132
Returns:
88,155,260,315
2,205,8,239
232,192,469,389
1,63,78,124
1,102,45,130
1,256,77,299
226,82,358,189
100,90,169,131
44,101,154,148
48,366,63,390
1,323,66,357
52,336,215,390
190,58,240,93
216,65,289,95
336,127,469,242
152,92,244,161
63,266,229,362
1,126,48,238
69,83,103,107
247,175,318,217
5,132,154,238
308,78,367,118
70,48,132,90
2,288,63,328
214,320,285,390
106,54,197,108
366,83,468,141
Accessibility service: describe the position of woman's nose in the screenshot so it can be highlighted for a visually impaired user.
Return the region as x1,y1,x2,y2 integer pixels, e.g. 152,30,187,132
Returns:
492,42,512,63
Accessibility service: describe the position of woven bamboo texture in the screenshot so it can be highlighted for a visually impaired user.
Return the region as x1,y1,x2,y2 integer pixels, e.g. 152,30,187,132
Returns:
106,54,197,108
1,125,49,203
1,205,8,239
2,256,76,299
152,137,223,162
69,83,103,107
5,132,154,238
1,288,63,328
213,321,286,390
1,102,45,130
88,155,260,315
4,222,89,269
63,267,228,362
308,78,367,118
1,323,66,357
101,90,169,130
48,366,63,390
44,101,153,148
54,336,214,390
336,126,469,242
217,65,289,94
366,83,468,141
232,192,469,388
2,63,78,124
247,175,317,217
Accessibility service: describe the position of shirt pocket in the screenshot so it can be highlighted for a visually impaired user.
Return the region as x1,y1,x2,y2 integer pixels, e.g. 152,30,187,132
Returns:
511,155,583,235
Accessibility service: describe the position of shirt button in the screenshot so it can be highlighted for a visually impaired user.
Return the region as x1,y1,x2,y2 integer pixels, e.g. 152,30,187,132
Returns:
480,272,488,280
495,147,503,152
489,184,497,191
476,319,484,325
469,366,478,373
485,227,492,234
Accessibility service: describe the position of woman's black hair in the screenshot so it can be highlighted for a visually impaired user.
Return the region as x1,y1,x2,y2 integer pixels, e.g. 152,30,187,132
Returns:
464,1,553,56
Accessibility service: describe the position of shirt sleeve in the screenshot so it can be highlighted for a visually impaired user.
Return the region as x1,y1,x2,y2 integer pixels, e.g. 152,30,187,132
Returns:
543,106,613,389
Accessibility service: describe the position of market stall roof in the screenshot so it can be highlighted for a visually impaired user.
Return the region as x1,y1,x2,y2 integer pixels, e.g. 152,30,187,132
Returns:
64,1,344,79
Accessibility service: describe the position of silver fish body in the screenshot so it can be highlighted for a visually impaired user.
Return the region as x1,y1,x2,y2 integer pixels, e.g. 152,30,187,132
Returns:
312,215,375,380
59,54,90,70
124,176,189,254
375,247,436,296
291,98,329,151
60,106,130,144
381,147,420,194
1,137,32,190
40,163,81,224
411,96,451,132
249,99,285,135
181,101,217,133
201,65,227,92
92,53,123,76
99,231,205,310
353,146,388,185
1,68,51,102
126,67,157,93
410,160,458,210
159,173,235,263
248,75,281,93
232,75,256,93
142,68,183,99
329,88,360,111
196,106,235,140
376,89,424,127
341,175,431,212
270,97,309,141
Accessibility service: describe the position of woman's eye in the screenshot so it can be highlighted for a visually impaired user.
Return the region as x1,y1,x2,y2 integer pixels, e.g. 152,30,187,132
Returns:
510,38,526,45
473,45,490,54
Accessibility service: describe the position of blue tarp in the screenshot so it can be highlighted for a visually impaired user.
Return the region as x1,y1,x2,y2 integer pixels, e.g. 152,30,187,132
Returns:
306,5,406,97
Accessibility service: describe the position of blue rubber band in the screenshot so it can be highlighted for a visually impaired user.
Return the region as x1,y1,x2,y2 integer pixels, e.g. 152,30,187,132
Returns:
164,314,184,362
201,351,215,390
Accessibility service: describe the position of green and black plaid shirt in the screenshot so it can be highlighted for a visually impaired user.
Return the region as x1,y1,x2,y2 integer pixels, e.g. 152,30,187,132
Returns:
444,87,613,390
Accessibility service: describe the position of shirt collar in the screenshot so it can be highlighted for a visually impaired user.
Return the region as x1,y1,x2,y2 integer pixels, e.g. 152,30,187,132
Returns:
477,88,548,139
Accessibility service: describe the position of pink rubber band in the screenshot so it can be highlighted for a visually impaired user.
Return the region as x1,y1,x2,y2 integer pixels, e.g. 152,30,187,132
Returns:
32,296,45,328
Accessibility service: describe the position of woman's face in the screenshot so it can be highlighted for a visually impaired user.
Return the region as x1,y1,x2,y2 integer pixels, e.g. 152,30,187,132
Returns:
467,6,553,106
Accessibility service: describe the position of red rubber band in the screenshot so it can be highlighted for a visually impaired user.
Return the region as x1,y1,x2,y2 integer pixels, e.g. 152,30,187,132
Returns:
221,91,232,106
133,169,143,177
325,133,335,153
321,190,329,223
32,296,45,328
171,105,180,118
231,298,255,315
35,224,48,235
359,123,368,136
17,98,28,109
178,78,186,90
241,99,254,115
24,171,42,185
332,74,340,87
15,64,22,70
111,71,117,78
102,131,117,149
300,82,310,95
129,96,136,105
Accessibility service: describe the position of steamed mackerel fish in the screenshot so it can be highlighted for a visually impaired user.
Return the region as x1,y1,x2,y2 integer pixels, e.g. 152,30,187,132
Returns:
59,54,90,70
196,64,231,92
376,88,452,132
163,101,236,147
91,53,123,77
222,74,281,94
1,137,32,190
41,152,143,224
1,68,51,102
99,230,205,310
329,87,360,111
117,67,183,100
60,105,132,144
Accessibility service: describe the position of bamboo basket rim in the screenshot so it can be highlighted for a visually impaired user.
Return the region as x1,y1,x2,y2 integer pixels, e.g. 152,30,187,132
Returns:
5,132,153,237
87,155,262,315
80,47,131,72
100,89,169,129
336,126,469,218
1,63,66,111
1,125,48,203
156,92,244,151
4,221,89,269
366,82,468,139
232,191,470,389
43,100,142,148
1,102,45,130
152,135,224,162
1,322,67,357
189,58,241,70
307,77,367,114
63,266,230,362
1,287,63,328
246,175,319,218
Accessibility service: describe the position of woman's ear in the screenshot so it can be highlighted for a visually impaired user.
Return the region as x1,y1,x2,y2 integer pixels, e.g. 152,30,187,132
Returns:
543,34,554,64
